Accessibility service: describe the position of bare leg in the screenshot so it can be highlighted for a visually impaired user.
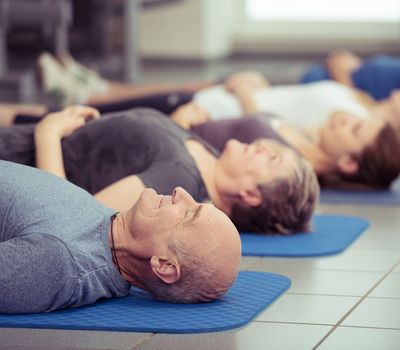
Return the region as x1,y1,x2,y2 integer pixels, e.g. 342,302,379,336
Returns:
0,103,47,126
86,80,213,105
325,50,363,87
39,52,214,108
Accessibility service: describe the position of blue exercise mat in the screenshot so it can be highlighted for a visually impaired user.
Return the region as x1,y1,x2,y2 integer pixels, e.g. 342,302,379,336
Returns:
240,214,369,257
320,179,400,205
0,271,290,334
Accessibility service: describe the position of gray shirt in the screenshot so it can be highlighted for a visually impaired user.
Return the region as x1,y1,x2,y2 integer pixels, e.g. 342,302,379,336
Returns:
0,160,130,314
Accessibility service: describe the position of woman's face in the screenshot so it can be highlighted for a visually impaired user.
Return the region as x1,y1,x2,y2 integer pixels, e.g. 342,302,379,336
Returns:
217,139,299,190
319,112,384,160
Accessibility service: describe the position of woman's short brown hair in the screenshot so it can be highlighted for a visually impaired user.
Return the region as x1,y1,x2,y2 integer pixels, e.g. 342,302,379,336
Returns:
229,157,320,235
319,124,400,189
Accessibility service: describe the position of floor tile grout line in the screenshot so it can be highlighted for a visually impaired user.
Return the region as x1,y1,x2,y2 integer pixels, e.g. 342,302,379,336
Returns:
286,292,400,299
130,333,156,350
367,296,400,300
312,258,400,350
316,267,386,272
339,324,400,331
253,320,400,331
253,320,336,327
246,267,397,273
285,292,373,297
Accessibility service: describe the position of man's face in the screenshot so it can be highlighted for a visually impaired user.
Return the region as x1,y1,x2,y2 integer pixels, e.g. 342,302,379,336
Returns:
320,112,384,160
129,188,241,270
129,187,198,242
218,139,299,190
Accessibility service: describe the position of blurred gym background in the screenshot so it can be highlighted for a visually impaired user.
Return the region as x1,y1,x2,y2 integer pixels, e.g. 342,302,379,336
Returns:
1,0,399,103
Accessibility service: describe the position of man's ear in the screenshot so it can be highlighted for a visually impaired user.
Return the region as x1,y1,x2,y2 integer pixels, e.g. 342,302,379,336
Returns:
239,189,262,207
336,155,359,175
150,256,181,284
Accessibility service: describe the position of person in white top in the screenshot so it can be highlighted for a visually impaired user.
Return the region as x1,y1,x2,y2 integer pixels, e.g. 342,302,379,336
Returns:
193,70,400,130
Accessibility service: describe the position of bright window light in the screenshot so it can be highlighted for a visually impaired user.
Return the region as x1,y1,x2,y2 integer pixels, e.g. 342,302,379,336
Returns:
245,0,400,22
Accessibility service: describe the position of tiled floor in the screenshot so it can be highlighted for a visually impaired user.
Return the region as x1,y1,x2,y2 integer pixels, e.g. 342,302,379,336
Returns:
1,202,399,350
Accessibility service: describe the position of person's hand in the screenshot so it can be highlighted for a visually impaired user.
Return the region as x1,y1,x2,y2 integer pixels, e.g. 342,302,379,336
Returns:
35,105,100,138
387,90,400,129
325,50,362,87
225,70,269,94
389,90,400,114
170,102,209,129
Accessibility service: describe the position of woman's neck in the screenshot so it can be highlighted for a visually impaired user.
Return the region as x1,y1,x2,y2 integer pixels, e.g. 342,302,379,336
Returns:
276,124,334,174
184,139,230,213
370,100,396,126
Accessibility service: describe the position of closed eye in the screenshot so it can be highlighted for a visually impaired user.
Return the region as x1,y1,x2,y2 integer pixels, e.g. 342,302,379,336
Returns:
352,123,361,136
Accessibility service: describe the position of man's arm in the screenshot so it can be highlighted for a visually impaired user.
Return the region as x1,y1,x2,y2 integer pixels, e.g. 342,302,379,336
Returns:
95,175,147,211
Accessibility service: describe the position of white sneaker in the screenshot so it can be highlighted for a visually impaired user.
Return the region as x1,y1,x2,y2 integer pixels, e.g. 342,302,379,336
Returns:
38,52,92,109
59,54,109,94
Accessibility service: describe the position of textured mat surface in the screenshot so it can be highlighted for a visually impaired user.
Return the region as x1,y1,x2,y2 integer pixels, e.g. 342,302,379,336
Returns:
320,179,400,205
0,271,290,333
240,214,369,257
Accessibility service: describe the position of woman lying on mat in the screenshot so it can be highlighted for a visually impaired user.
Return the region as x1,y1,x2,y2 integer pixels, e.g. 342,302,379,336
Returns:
0,161,241,313
0,105,319,235
301,50,400,101
188,70,400,132
189,114,400,190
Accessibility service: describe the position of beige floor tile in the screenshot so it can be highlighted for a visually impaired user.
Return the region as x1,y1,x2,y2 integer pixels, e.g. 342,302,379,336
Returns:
370,272,400,298
256,294,359,325
134,322,331,350
343,298,400,329
0,328,151,350
318,326,400,350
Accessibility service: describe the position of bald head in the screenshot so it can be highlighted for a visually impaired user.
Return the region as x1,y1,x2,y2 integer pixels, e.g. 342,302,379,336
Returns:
177,203,242,302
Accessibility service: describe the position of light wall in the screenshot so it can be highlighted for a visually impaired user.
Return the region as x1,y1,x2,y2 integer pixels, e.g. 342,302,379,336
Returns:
138,0,400,59
139,0,240,60
234,22,400,55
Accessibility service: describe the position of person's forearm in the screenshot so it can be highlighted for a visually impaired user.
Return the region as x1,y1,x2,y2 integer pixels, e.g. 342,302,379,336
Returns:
34,130,67,179
0,103,47,126
235,88,260,114
170,114,191,129
94,175,146,211
325,51,362,88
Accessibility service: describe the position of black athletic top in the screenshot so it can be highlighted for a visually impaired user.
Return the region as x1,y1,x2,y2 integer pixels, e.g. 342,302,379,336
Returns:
191,113,291,152
0,108,218,202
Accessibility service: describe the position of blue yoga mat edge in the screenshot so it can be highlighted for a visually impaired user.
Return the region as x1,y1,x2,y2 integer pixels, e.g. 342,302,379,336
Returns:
320,179,400,206
0,271,291,334
240,214,369,257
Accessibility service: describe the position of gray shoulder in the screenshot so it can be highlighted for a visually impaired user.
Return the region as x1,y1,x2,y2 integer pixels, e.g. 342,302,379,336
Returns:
0,233,79,313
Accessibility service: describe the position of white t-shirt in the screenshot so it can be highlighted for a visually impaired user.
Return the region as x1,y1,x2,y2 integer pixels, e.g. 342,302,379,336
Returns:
193,81,370,129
